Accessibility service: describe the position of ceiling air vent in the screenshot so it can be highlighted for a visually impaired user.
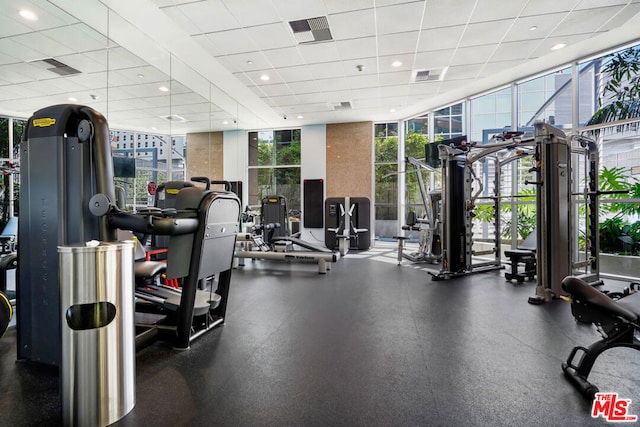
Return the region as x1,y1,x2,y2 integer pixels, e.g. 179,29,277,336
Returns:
289,16,333,44
160,114,187,123
29,58,81,76
412,67,447,83
333,101,352,111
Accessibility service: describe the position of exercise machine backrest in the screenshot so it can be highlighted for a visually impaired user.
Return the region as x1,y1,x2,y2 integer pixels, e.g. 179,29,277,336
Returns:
18,104,116,366
153,181,195,249
261,195,289,241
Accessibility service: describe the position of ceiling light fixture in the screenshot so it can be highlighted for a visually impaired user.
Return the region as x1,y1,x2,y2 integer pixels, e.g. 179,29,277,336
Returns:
247,60,254,65
551,43,567,50
260,74,270,81
391,61,402,67
159,86,169,92
297,115,303,119
529,26,537,31
18,9,38,21
390,108,396,113
68,97,78,102
223,121,229,125
137,74,144,79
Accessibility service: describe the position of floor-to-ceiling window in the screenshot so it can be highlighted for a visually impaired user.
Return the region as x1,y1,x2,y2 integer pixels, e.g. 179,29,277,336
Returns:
248,129,301,213
374,122,398,239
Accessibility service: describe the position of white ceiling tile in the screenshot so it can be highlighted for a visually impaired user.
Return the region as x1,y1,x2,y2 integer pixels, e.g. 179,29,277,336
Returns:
262,47,306,68
0,39,36,63
491,40,540,62
196,29,260,56
286,80,322,94
309,62,345,79
268,95,300,107
0,14,32,38
295,92,327,103
220,0,281,26
257,83,293,97
376,2,425,35
450,44,498,66
459,19,514,48
503,14,566,43
328,9,375,40
470,0,529,22
417,26,465,52
422,0,476,29
41,24,107,53
445,64,485,80
478,60,523,78
244,70,283,85
349,87,378,99
323,0,374,14
553,6,626,36
270,0,328,22
413,50,455,70
318,78,350,92
577,0,628,8
298,42,341,64
243,23,297,50
216,52,269,73
378,53,415,72
173,0,241,34
11,32,75,58
107,47,152,70
342,57,379,76
599,3,640,31
529,33,593,58
378,31,419,56
378,85,410,97
335,37,377,60
379,71,411,86
345,73,379,89
56,53,106,74
276,65,315,83
521,0,581,16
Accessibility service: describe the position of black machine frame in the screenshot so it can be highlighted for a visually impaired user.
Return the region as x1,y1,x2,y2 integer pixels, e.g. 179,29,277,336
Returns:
18,104,240,365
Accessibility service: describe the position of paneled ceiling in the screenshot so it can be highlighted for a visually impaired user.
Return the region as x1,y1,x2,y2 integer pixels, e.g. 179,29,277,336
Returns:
1,0,640,134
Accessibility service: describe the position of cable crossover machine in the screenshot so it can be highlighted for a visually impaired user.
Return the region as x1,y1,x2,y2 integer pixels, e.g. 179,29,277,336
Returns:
433,122,602,303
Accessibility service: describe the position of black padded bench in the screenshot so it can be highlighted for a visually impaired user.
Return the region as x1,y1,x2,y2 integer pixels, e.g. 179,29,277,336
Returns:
504,230,536,282
561,276,640,398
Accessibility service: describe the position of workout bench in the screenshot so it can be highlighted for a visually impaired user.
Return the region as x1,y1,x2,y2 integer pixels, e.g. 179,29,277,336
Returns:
561,276,640,398
504,230,536,282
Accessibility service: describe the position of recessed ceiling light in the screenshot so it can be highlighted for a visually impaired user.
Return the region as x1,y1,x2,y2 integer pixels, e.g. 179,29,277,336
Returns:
260,74,270,81
159,86,169,92
297,115,303,119
137,74,144,79
390,108,396,113
68,97,78,102
223,121,229,125
247,60,254,65
551,43,567,50
391,61,402,67
529,26,537,31
18,9,38,21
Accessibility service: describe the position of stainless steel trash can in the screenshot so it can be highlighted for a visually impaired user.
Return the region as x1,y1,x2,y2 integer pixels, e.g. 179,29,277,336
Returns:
59,241,136,426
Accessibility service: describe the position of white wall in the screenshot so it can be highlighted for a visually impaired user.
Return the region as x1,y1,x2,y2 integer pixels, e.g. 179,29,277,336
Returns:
299,124,327,243
223,129,248,206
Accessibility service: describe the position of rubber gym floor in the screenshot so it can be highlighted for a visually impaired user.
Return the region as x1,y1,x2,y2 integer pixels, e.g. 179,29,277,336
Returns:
0,243,638,426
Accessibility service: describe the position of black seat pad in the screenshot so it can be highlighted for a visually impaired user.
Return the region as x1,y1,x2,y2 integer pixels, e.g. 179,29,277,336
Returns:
562,276,638,322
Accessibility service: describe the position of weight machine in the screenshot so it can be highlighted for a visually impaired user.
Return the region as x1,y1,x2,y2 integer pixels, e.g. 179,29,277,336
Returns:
432,123,601,290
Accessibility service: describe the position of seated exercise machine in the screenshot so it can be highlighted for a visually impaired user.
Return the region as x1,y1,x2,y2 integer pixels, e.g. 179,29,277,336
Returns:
324,197,371,256
395,156,442,265
561,276,640,398
235,195,339,274
105,178,240,350
17,104,240,366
